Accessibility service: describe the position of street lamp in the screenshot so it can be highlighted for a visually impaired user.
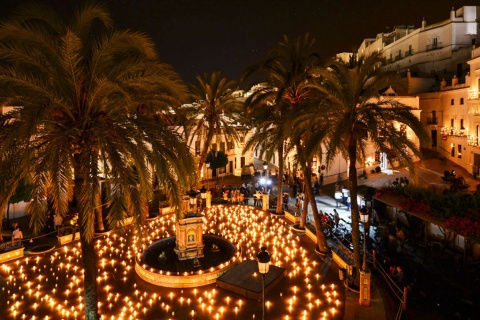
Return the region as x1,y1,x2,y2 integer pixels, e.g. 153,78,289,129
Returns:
257,246,271,320
263,162,268,177
200,186,207,209
205,162,210,189
360,208,369,271
189,189,198,213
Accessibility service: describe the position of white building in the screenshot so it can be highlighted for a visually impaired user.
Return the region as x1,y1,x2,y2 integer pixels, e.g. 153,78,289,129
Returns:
359,6,479,87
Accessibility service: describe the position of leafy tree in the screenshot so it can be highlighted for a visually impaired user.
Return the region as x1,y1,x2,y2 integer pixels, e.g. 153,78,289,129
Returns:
0,3,195,319
205,150,228,176
185,71,244,171
305,53,429,270
3,177,33,228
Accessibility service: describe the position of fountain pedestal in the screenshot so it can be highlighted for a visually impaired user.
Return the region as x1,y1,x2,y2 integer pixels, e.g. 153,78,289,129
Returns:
174,213,205,260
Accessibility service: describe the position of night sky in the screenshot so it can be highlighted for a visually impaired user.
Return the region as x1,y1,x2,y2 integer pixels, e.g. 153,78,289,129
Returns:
0,0,462,85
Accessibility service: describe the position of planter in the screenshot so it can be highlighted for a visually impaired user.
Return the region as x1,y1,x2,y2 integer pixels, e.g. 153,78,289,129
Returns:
285,210,300,223
159,206,175,215
290,223,305,232
305,226,317,243
58,232,80,245
0,247,24,263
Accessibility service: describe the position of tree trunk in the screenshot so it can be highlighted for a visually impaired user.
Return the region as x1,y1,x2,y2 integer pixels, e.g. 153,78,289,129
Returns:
95,180,105,232
74,154,99,320
81,230,99,320
299,190,308,229
95,188,104,232
276,145,284,214
304,164,329,254
348,137,362,270
198,128,215,172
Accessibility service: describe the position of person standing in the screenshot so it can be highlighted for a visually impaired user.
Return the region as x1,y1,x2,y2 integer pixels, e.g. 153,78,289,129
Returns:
70,214,78,241
333,209,340,229
283,192,289,210
12,225,23,243
54,215,63,233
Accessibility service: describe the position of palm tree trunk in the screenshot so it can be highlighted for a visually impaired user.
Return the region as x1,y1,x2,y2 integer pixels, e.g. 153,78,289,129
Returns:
299,190,308,229
95,189,104,232
198,129,215,172
74,156,99,320
276,145,284,214
80,230,99,320
304,165,329,254
348,138,362,270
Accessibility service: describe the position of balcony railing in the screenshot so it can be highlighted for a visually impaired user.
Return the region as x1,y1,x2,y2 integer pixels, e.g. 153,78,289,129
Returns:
426,117,438,124
426,42,443,51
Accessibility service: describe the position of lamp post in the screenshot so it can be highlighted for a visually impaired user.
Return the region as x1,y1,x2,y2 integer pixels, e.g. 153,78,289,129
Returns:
263,162,268,177
256,246,271,320
200,186,207,209
205,162,210,189
359,207,371,306
189,189,198,213
360,208,369,271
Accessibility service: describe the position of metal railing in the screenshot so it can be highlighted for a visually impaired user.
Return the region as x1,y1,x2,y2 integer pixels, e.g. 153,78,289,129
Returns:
0,239,23,251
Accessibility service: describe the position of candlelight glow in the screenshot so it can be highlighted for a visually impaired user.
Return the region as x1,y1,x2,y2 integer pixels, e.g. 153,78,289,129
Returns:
0,205,343,319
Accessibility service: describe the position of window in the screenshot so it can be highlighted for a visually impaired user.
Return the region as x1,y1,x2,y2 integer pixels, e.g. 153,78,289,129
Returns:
451,99,454,105
460,98,464,105
451,118,454,127
451,144,455,157
433,37,438,48
227,140,234,150
458,144,462,159
220,142,225,153
461,119,464,130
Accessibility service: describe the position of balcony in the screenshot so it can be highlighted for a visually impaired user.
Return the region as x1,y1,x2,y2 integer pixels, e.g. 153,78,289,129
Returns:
426,42,443,51
426,117,438,124
469,90,479,100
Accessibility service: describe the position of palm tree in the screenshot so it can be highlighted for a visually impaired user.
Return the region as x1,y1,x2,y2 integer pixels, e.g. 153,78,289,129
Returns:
0,3,195,319
242,34,330,253
185,71,244,172
306,53,429,270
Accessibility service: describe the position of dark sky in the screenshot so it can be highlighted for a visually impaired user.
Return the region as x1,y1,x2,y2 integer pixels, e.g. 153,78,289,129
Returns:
0,0,463,84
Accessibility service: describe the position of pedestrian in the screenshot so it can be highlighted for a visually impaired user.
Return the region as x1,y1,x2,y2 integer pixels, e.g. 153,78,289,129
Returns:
395,266,405,287
54,214,63,231
70,214,78,241
295,196,301,214
333,209,340,229
319,173,324,187
283,192,289,210
12,225,23,242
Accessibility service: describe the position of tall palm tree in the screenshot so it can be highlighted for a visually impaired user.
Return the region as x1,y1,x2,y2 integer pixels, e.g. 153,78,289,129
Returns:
242,34,329,253
241,86,291,215
306,53,429,270
185,71,244,172
0,3,195,320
